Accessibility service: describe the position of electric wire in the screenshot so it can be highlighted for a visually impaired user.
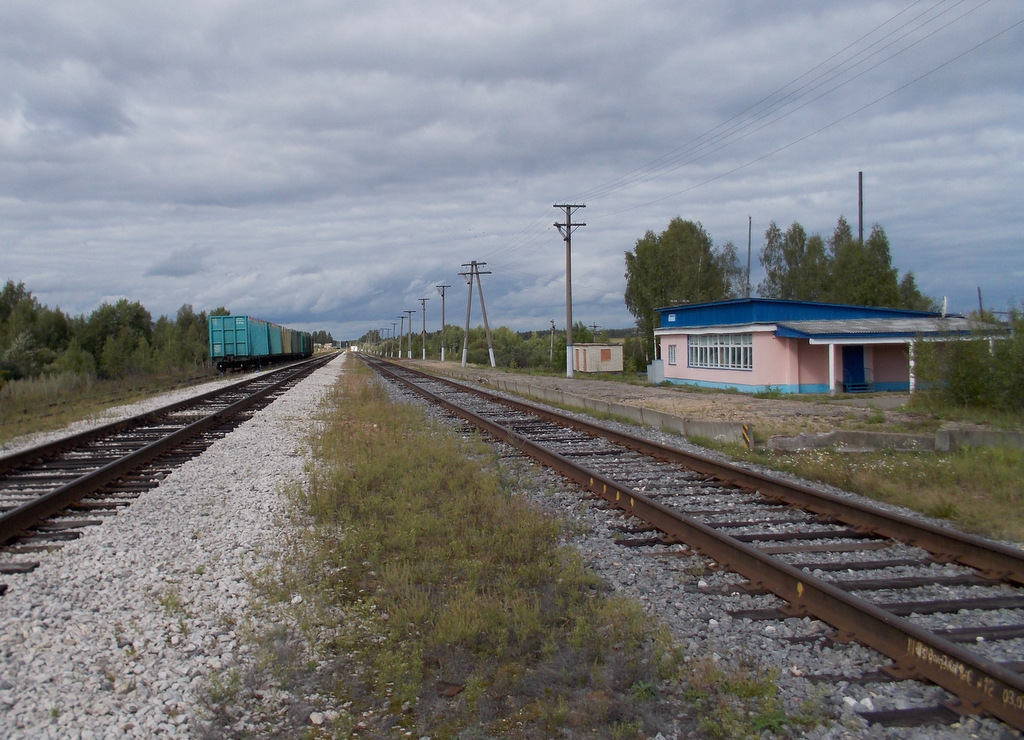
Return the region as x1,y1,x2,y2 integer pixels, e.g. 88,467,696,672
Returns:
474,0,1020,302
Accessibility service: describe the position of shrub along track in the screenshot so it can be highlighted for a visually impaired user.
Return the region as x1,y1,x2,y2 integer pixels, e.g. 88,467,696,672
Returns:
363,356,1024,735
0,355,334,593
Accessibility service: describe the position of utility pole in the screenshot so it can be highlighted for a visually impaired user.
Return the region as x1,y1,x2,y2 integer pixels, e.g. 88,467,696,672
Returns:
549,320,555,363
475,265,495,368
461,268,473,367
436,283,451,362
459,261,496,368
391,322,397,357
397,315,405,359
554,204,585,378
418,297,429,360
404,309,415,359
746,215,752,298
589,323,600,337
858,171,864,244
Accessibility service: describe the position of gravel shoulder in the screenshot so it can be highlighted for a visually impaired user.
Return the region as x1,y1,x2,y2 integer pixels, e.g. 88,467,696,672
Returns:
412,360,927,440
0,356,345,738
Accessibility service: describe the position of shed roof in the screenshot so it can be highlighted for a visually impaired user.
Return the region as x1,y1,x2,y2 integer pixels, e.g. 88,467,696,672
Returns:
773,316,986,341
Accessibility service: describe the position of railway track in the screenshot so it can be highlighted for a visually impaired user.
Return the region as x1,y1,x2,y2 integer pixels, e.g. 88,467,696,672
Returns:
0,355,333,592
363,357,1024,734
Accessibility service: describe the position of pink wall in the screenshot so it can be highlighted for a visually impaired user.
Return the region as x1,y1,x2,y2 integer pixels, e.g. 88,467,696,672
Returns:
872,344,910,384
797,343,830,385
753,334,797,386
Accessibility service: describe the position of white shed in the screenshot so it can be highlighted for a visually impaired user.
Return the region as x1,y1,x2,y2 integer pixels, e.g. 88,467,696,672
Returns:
573,343,624,373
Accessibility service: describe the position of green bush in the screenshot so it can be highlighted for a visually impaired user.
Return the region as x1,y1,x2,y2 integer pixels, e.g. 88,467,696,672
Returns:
916,312,1024,412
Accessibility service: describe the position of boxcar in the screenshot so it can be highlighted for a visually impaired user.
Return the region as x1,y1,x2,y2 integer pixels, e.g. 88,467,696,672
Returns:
208,315,313,372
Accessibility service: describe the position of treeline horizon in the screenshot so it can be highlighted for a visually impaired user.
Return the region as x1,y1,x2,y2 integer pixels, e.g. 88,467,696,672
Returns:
0,281,335,383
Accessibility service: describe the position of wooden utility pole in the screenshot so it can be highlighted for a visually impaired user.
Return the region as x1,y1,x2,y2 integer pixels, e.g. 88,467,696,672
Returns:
554,204,585,378
436,283,451,361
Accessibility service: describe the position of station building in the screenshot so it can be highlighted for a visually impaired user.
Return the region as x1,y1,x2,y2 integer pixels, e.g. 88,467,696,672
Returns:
649,298,995,395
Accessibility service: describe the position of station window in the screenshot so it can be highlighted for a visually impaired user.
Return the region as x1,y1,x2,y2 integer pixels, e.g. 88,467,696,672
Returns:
688,333,752,370
667,344,677,365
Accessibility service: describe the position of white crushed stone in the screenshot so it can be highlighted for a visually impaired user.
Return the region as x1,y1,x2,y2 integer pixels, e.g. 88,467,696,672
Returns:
0,355,346,739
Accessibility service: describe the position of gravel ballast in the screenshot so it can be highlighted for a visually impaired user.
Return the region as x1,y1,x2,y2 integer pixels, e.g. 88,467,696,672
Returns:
0,356,345,738
380,370,1022,740
1,354,1020,739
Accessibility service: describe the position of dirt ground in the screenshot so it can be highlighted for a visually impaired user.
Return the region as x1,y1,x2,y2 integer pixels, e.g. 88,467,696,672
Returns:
411,360,928,441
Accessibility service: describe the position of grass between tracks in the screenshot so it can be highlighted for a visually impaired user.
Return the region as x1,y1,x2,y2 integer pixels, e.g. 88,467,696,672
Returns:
227,361,826,738
277,362,679,737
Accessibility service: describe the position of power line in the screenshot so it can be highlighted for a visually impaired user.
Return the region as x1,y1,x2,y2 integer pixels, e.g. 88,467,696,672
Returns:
595,11,1024,220
466,2,1020,317
482,0,1013,265
573,0,999,205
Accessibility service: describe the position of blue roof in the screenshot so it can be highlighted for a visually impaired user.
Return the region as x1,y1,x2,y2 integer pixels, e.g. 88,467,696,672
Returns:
657,298,951,329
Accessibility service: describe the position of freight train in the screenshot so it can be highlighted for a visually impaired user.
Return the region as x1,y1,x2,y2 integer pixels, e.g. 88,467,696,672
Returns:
208,315,313,372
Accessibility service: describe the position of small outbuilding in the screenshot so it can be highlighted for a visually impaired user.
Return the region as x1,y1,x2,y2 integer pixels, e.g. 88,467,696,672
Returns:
573,343,624,373
649,298,996,394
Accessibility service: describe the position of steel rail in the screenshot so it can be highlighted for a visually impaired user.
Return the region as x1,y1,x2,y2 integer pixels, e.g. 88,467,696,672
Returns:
400,362,1024,586
0,358,320,475
0,358,325,545
370,359,1024,730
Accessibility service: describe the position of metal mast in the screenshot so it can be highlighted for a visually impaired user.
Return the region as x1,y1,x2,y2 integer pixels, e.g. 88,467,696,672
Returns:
436,283,451,361
418,297,429,360
404,309,415,359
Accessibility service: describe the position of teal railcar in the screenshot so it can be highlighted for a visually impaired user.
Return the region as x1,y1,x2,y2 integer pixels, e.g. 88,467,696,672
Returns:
208,315,313,371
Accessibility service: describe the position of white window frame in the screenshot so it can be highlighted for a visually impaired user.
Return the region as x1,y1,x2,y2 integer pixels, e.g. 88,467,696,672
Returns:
667,344,677,365
688,333,752,371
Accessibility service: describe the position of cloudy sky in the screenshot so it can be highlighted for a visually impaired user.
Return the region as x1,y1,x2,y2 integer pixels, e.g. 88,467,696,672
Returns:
1,1,1021,341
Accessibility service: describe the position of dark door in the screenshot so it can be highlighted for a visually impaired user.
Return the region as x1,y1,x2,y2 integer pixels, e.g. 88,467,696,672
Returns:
843,345,865,386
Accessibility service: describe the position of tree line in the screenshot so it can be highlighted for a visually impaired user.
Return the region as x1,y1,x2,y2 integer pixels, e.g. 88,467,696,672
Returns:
624,215,936,364
0,281,335,384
